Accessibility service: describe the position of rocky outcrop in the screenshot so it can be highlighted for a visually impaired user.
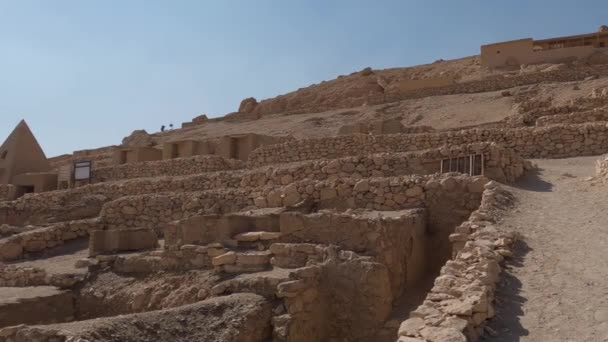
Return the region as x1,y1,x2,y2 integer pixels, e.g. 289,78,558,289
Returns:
239,97,259,113
122,130,155,147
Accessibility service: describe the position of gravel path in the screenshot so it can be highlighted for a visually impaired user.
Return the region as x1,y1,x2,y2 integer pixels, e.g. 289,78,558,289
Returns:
488,156,608,342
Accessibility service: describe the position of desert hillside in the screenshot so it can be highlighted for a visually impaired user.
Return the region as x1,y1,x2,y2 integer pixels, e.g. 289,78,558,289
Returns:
111,54,608,150
7,33,608,342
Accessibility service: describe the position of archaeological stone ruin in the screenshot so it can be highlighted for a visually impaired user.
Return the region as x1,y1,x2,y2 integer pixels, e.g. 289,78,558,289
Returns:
3,26,608,342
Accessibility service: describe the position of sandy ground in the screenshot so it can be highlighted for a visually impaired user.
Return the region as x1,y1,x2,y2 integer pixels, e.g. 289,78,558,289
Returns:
487,156,608,342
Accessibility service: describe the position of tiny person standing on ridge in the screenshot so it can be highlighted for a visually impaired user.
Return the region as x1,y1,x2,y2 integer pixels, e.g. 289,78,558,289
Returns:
161,125,165,132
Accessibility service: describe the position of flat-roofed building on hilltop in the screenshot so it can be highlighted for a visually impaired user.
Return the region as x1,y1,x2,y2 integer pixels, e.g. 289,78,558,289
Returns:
481,26,608,68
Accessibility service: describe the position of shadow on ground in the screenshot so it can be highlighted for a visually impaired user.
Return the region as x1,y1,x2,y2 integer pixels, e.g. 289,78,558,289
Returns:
512,169,553,193
485,240,531,341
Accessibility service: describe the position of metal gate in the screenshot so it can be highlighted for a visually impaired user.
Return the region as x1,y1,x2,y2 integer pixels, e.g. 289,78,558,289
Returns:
440,154,484,176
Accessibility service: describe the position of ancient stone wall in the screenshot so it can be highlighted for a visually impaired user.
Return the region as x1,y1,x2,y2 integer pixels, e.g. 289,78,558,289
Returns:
249,123,608,166
91,155,245,182
241,142,526,184
536,107,608,126
159,173,484,272
98,189,253,232
0,193,106,227
337,119,434,136
0,264,83,288
397,181,516,341
97,244,213,273
279,209,427,301
0,143,524,226
96,174,485,235
0,218,98,261
164,208,282,248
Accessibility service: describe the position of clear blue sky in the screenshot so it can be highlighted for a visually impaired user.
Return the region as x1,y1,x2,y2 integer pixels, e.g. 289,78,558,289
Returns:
1,1,607,157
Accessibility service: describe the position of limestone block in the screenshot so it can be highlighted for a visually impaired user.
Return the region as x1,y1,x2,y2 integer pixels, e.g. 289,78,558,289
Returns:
212,251,236,266
236,251,271,266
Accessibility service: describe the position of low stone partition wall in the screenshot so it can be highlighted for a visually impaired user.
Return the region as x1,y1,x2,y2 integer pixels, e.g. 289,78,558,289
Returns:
0,193,107,227
536,107,608,126
396,181,517,341
101,173,483,232
98,189,254,232
0,185,15,202
248,123,608,166
165,208,283,247
0,264,84,288
0,142,524,226
88,227,158,257
279,209,427,302
95,244,213,273
0,218,98,261
241,142,527,185
91,154,245,183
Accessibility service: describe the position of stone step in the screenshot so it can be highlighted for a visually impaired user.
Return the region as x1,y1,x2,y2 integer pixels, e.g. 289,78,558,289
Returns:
212,249,273,273
211,266,291,297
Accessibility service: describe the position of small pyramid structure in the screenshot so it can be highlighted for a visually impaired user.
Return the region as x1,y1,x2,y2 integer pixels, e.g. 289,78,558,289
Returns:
0,120,51,184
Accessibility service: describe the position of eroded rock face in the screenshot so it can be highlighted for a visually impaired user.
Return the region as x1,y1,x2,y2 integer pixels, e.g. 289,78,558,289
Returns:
0,293,273,342
122,130,155,147
239,97,259,113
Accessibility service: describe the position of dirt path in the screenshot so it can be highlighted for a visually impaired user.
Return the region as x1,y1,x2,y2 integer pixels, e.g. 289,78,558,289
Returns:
487,156,608,342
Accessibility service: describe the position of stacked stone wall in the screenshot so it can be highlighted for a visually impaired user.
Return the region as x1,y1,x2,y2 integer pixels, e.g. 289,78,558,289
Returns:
249,123,608,166
397,181,516,341
536,107,608,126
0,218,98,261
91,155,245,182
99,189,253,232
279,209,427,302
112,173,483,238
0,264,83,288
0,143,524,226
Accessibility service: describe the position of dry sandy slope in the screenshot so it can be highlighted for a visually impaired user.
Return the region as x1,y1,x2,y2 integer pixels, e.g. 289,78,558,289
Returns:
488,156,608,342
155,86,517,142
147,75,608,146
